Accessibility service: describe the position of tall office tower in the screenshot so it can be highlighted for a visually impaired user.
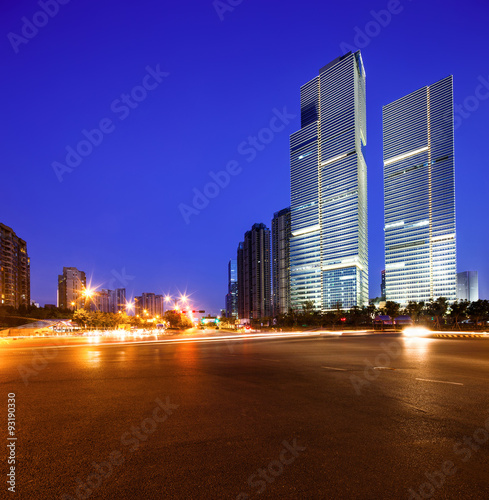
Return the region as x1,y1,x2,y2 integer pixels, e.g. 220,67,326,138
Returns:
289,52,368,311
225,259,238,318
272,208,291,316
457,271,479,302
383,76,456,305
57,267,86,310
237,224,271,320
0,223,30,308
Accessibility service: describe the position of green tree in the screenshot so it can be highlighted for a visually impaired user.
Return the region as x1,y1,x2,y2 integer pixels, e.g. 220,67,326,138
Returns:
449,300,469,330
423,297,449,329
467,300,489,328
73,309,89,328
405,301,424,322
384,301,400,319
164,311,193,329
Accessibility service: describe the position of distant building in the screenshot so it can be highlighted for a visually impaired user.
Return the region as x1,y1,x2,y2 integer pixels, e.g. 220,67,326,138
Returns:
0,223,30,308
114,288,127,312
383,76,456,305
272,208,291,316
57,267,86,310
225,259,238,318
135,293,164,317
91,289,111,312
457,271,479,302
381,270,386,300
237,223,271,320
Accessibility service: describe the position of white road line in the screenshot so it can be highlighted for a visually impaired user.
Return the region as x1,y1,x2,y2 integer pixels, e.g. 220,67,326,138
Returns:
415,378,464,386
322,366,347,371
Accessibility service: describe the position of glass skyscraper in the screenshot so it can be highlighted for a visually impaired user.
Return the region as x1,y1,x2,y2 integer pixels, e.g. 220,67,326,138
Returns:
383,76,456,305
289,52,368,311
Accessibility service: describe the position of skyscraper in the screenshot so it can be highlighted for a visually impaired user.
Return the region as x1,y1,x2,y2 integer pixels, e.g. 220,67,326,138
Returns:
272,207,291,316
0,223,30,308
237,223,271,320
289,52,368,311
380,270,386,301
457,271,478,302
383,76,456,305
57,267,86,310
225,259,238,318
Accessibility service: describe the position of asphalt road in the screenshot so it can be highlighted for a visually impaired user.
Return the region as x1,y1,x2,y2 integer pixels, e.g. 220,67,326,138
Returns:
1,332,489,499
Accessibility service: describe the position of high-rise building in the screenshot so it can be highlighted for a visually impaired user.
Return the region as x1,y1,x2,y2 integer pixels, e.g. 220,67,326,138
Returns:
0,223,30,308
237,242,246,319
289,52,368,311
237,223,271,320
272,208,291,316
383,76,456,305
380,270,386,300
92,289,111,312
135,293,164,317
113,288,127,312
57,267,86,310
225,259,238,318
457,271,479,302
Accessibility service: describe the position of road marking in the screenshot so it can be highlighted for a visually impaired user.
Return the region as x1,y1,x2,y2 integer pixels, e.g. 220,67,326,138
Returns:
322,366,347,371
415,378,463,386
373,366,395,370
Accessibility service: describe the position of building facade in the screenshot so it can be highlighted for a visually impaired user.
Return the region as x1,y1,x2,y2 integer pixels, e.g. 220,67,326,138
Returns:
237,223,271,320
225,259,238,318
57,267,86,310
383,76,457,305
272,207,291,316
135,293,164,317
457,271,478,302
0,223,30,308
92,289,111,312
289,52,368,311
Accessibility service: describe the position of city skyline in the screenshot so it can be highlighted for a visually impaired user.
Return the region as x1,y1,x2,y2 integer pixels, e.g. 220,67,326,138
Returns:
2,0,488,313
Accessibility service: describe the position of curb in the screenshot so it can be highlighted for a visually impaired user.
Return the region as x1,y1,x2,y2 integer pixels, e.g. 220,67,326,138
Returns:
433,333,488,338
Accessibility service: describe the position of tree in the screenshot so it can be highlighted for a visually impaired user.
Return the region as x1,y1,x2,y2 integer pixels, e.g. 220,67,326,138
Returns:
73,309,89,328
384,301,400,319
405,301,424,322
164,311,193,329
423,297,449,329
467,300,489,328
449,300,469,330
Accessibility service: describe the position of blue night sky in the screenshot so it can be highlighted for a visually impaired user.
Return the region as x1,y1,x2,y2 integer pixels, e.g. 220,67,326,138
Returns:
1,0,488,312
